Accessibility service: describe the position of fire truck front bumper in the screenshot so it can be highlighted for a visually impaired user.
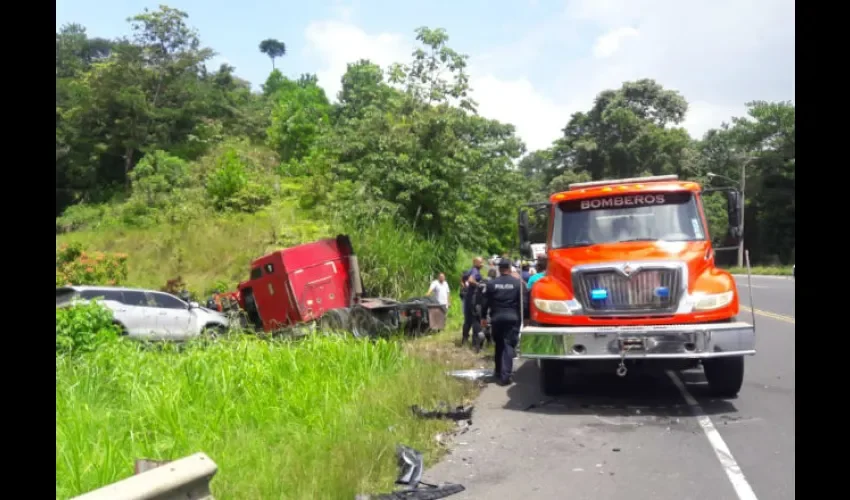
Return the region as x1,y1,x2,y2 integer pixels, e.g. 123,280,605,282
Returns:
519,322,756,360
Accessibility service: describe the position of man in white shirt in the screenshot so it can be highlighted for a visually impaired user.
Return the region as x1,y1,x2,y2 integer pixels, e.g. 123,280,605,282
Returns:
427,272,451,311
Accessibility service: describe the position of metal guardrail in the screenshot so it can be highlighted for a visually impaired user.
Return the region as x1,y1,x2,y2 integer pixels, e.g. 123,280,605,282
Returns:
71,452,217,500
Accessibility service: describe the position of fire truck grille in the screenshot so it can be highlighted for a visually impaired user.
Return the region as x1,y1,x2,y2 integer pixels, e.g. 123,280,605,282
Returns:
573,267,681,314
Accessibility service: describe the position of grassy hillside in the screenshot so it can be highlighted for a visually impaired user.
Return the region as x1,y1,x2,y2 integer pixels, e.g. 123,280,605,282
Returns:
57,198,330,295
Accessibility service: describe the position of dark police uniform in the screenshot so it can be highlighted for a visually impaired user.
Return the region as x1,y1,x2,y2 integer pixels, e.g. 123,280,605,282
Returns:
461,266,483,346
480,260,529,384
472,280,493,351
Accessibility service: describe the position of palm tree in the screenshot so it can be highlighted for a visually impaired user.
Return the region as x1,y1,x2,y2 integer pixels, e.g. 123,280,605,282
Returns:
259,39,286,70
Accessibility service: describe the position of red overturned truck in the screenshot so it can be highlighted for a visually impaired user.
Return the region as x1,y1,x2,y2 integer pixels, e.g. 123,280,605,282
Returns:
213,235,445,337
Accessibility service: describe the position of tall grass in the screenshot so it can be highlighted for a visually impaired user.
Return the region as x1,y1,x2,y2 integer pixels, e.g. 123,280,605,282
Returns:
56,336,470,499
343,218,455,299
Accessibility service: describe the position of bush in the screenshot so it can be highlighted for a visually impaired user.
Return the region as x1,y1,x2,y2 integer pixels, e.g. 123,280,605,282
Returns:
130,151,192,206
56,243,128,286
56,301,120,355
206,148,274,213
56,203,122,234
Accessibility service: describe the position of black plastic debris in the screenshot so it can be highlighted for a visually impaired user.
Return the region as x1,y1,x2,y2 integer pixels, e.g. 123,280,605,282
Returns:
411,402,474,421
356,444,466,500
524,399,556,411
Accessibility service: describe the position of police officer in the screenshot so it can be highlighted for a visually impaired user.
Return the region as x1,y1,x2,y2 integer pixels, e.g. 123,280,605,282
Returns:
461,257,484,347
480,258,529,385
472,268,498,352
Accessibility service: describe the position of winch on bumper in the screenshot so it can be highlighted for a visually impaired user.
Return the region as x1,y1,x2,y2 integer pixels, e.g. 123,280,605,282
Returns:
519,322,756,360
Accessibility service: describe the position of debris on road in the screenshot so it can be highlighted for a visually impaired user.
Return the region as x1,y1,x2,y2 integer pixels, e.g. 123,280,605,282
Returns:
356,444,466,499
447,369,493,381
524,399,557,411
411,402,474,422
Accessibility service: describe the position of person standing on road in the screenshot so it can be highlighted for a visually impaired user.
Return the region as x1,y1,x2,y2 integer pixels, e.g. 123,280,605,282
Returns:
461,257,485,346
472,268,498,352
520,262,532,283
480,258,529,386
527,256,547,288
426,272,450,312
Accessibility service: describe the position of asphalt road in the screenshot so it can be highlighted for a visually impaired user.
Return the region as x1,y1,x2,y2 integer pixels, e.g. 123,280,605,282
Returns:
427,274,795,500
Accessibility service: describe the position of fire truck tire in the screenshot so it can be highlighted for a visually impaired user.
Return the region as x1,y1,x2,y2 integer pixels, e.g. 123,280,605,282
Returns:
318,308,350,334
702,356,745,398
539,359,567,395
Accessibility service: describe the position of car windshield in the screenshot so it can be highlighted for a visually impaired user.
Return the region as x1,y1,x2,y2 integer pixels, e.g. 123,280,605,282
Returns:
551,191,707,249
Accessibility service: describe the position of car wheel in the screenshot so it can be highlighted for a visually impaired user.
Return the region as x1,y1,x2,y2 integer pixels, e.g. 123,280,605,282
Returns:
202,324,226,339
113,321,129,336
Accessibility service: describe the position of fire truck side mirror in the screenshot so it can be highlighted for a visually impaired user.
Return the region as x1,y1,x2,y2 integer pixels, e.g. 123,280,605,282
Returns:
726,190,741,229
518,210,532,258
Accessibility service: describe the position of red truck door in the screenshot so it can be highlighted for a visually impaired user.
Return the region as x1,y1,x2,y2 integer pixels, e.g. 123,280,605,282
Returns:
288,260,348,321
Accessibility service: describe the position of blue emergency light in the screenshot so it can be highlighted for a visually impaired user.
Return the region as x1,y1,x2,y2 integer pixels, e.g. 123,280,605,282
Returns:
654,286,670,298
590,288,608,300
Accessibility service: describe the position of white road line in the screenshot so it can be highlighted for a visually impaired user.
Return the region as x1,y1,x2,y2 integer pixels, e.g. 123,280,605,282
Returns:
666,371,759,500
737,284,769,288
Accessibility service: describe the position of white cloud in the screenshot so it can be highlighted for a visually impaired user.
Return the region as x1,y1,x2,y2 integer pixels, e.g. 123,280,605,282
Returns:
553,0,794,134
593,27,640,58
303,20,569,151
303,0,794,149
303,20,411,102
471,74,570,152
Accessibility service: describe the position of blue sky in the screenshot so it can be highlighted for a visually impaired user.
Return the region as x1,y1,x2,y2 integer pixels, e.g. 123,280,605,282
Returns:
56,0,795,152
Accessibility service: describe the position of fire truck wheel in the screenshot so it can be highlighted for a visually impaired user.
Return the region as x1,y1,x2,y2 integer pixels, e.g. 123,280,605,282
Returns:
539,359,567,395
702,356,745,398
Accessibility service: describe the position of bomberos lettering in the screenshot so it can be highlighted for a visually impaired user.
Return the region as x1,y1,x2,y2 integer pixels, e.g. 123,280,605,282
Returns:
580,194,666,210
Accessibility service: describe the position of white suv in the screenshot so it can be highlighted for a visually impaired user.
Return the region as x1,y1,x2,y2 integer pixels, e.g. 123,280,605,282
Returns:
56,285,231,341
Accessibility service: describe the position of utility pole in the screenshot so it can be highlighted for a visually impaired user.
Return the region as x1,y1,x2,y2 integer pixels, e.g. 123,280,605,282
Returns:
737,159,747,267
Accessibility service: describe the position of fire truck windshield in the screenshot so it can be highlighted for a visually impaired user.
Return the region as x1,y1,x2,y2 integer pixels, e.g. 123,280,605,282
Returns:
551,191,708,249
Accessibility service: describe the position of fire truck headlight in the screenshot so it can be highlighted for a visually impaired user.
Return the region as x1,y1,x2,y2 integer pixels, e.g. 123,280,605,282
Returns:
533,299,581,316
692,291,734,311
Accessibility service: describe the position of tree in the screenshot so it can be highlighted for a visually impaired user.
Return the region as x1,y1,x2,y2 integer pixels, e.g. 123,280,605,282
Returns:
323,27,525,255
259,38,286,69
266,75,332,162
550,79,694,182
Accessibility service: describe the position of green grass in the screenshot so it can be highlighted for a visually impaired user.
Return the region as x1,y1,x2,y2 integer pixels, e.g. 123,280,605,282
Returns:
725,265,794,276
56,335,475,499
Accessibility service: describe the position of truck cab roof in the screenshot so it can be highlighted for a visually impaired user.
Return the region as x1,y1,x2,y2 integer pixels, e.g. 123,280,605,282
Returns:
550,176,702,204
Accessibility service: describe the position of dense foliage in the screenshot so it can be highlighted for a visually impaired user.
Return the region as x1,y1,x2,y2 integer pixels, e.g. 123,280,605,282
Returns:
56,5,794,275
